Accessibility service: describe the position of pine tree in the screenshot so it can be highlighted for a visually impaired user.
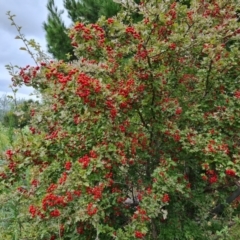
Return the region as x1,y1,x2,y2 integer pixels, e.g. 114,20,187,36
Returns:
43,0,75,61
64,0,121,23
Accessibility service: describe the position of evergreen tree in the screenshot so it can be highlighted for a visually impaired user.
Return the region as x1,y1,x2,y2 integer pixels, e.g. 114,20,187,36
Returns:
43,0,75,61
64,0,121,23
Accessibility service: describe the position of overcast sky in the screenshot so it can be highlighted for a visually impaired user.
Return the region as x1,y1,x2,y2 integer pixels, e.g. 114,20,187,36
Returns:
0,0,71,100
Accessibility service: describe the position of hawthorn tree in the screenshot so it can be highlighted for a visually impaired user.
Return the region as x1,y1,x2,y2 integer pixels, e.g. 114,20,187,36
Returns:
1,0,240,239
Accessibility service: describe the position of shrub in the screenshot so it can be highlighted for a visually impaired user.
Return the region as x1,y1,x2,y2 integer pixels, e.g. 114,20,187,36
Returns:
1,0,240,239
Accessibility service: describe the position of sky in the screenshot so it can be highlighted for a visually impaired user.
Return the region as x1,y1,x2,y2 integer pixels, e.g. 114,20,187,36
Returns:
0,0,71,100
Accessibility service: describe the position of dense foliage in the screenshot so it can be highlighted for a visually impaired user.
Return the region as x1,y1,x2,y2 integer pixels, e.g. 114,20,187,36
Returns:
43,0,140,61
1,0,240,239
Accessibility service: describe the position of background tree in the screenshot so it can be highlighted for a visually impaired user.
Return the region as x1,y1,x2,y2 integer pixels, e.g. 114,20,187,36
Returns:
0,95,13,152
0,96,38,151
0,95,12,123
2,99,37,129
43,0,76,61
64,0,121,23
